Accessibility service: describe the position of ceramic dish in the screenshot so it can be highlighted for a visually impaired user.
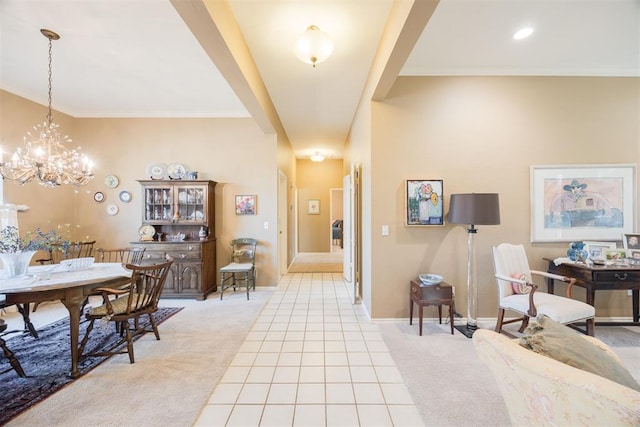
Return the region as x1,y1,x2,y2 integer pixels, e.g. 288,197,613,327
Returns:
167,163,187,180
418,273,443,285
146,163,167,180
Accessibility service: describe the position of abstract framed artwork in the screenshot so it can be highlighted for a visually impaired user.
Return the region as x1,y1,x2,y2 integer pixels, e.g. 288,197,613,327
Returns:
235,195,256,215
530,164,636,242
405,179,444,226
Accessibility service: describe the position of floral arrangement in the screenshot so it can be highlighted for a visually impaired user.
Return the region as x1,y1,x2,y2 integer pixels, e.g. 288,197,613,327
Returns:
0,225,68,253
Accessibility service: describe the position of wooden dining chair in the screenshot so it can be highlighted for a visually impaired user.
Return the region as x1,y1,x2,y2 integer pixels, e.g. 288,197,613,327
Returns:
32,240,96,312
96,247,146,265
0,318,26,377
219,238,257,300
78,257,173,364
35,240,96,265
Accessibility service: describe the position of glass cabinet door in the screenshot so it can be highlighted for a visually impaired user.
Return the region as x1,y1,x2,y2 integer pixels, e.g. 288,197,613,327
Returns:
144,186,173,222
176,186,205,222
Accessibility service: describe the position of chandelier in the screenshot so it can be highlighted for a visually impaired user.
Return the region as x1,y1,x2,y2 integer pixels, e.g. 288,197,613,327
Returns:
294,25,334,68
0,29,93,187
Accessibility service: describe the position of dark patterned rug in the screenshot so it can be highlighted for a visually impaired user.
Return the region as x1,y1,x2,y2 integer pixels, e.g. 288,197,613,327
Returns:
0,307,182,425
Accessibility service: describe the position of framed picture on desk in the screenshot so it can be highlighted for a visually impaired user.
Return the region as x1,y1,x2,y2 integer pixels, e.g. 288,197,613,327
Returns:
627,249,640,266
530,164,636,242
622,233,640,250
583,241,616,259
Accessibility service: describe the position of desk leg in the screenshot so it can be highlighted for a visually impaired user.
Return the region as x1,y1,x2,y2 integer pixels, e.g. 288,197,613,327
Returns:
633,290,639,323
60,291,85,379
418,304,424,336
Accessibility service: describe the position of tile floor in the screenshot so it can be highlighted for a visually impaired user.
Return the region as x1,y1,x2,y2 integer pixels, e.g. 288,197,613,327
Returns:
194,272,424,427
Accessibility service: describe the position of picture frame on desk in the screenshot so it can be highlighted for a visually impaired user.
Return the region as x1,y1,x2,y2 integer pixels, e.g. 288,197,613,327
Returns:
530,164,636,242
627,249,640,266
405,179,444,226
622,233,640,249
583,241,617,259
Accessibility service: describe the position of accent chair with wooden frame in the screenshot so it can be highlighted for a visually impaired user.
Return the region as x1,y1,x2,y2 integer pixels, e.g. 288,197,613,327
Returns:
78,257,173,364
492,243,595,337
219,238,257,300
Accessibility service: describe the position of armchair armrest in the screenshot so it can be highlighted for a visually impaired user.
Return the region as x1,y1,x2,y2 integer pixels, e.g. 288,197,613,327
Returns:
531,270,577,298
495,273,539,317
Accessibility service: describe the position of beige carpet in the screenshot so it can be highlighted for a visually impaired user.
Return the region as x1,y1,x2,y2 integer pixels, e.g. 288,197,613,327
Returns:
288,252,343,273
7,290,273,426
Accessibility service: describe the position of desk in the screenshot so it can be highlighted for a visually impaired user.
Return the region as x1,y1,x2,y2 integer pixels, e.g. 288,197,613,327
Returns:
409,280,455,336
545,259,640,325
1,263,131,378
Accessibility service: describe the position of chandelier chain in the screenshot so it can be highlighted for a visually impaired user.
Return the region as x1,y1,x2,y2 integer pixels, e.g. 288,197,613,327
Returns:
46,35,54,125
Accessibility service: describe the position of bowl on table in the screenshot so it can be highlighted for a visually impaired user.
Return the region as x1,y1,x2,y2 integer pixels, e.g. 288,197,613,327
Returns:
60,257,95,272
418,273,443,286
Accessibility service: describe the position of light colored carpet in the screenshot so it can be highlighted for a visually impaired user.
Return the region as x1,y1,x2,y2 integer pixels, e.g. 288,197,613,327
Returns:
379,320,640,427
288,252,343,273
7,290,273,427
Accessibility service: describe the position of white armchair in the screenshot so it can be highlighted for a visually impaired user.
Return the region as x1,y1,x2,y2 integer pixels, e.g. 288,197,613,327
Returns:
492,243,595,336
473,329,640,426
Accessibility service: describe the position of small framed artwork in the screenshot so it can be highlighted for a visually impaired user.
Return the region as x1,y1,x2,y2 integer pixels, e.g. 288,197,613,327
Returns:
622,233,640,249
308,199,320,215
235,195,257,215
405,179,444,226
530,164,636,242
627,249,640,266
584,241,617,259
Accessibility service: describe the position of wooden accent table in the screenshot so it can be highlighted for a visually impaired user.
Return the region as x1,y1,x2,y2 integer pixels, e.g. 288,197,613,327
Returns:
409,280,455,336
545,259,640,325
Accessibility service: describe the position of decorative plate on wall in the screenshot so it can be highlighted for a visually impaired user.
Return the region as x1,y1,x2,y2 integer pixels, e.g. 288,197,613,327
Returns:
119,191,132,203
93,191,105,203
106,204,119,216
104,175,120,189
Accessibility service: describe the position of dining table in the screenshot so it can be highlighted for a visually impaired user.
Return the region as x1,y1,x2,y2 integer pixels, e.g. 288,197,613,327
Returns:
0,262,132,378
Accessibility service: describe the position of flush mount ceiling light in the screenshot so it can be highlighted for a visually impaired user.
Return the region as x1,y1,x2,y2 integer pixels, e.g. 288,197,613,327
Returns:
310,151,325,162
0,29,94,187
294,25,334,68
513,27,534,40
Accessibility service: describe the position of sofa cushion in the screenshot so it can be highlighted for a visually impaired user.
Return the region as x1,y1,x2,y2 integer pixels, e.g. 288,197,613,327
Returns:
519,315,640,391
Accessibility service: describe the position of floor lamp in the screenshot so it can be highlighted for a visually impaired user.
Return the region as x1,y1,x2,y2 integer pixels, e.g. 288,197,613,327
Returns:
448,193,500,338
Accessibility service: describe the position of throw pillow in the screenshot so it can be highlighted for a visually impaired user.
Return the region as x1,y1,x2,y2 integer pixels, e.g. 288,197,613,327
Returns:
510,273,531,294
519,315,640,391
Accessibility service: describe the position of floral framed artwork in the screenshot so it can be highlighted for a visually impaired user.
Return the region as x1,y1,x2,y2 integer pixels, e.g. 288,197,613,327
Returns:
235,195,256,215
530,164,636,242
405,179,444,226
622,233,640,249
308,199,320,215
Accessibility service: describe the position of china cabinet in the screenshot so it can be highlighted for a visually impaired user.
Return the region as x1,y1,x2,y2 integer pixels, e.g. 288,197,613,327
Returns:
132,180,217,299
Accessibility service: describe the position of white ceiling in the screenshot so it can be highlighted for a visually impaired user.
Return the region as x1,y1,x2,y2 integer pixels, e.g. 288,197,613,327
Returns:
1,0,638,160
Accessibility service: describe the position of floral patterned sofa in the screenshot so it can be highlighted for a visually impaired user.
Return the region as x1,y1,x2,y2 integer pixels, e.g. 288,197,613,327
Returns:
473,328,640,426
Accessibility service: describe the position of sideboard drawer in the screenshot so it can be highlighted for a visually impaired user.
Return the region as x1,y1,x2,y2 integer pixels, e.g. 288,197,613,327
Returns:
410,281,453,301
142,243,202,261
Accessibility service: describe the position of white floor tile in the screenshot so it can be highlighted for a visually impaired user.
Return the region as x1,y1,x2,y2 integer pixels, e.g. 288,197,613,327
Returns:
226,404,264,427
353,383,385,404
272,366,300,383
220,366,251,383
261,404,295,426
299,366,325,383
266,383,298,404
357,404,393,426
326,383,355,404
326,404,359,426
380,383,415,404
296,383,325,404
246,366,276,383
236,383,270,404
293,404,326,426
325,366,352,383
193,404,232,426
208,383,242,404
387,404,425,426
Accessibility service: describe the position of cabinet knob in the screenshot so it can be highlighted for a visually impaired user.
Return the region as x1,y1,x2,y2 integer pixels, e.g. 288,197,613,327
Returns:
188,246,194,250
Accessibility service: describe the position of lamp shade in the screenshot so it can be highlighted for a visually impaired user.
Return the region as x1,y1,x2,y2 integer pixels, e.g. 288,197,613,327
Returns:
448,193,500,226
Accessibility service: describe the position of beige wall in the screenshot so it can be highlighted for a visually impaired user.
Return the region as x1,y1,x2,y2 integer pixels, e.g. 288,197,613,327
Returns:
1,89,287,287
369,76,640,319
296,159,344,253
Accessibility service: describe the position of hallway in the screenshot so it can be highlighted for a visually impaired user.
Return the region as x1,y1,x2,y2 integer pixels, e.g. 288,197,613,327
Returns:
194,272,422,426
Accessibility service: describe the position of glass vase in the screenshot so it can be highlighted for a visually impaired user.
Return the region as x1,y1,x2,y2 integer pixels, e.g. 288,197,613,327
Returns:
0,251,36,278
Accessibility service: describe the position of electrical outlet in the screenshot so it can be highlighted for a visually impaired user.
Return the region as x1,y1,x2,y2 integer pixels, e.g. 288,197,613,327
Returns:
629,290,633,296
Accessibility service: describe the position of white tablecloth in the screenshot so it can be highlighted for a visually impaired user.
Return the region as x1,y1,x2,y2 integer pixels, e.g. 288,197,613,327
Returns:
0,263,132,292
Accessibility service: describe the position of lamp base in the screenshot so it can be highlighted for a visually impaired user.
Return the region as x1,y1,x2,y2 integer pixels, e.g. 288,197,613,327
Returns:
454,323,477,339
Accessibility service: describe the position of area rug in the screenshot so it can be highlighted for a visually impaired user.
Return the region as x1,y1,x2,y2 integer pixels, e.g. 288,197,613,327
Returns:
0,306,182,425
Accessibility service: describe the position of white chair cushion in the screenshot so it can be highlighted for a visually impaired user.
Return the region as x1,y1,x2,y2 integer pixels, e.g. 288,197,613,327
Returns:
220,262,253,273
500,293,595,324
